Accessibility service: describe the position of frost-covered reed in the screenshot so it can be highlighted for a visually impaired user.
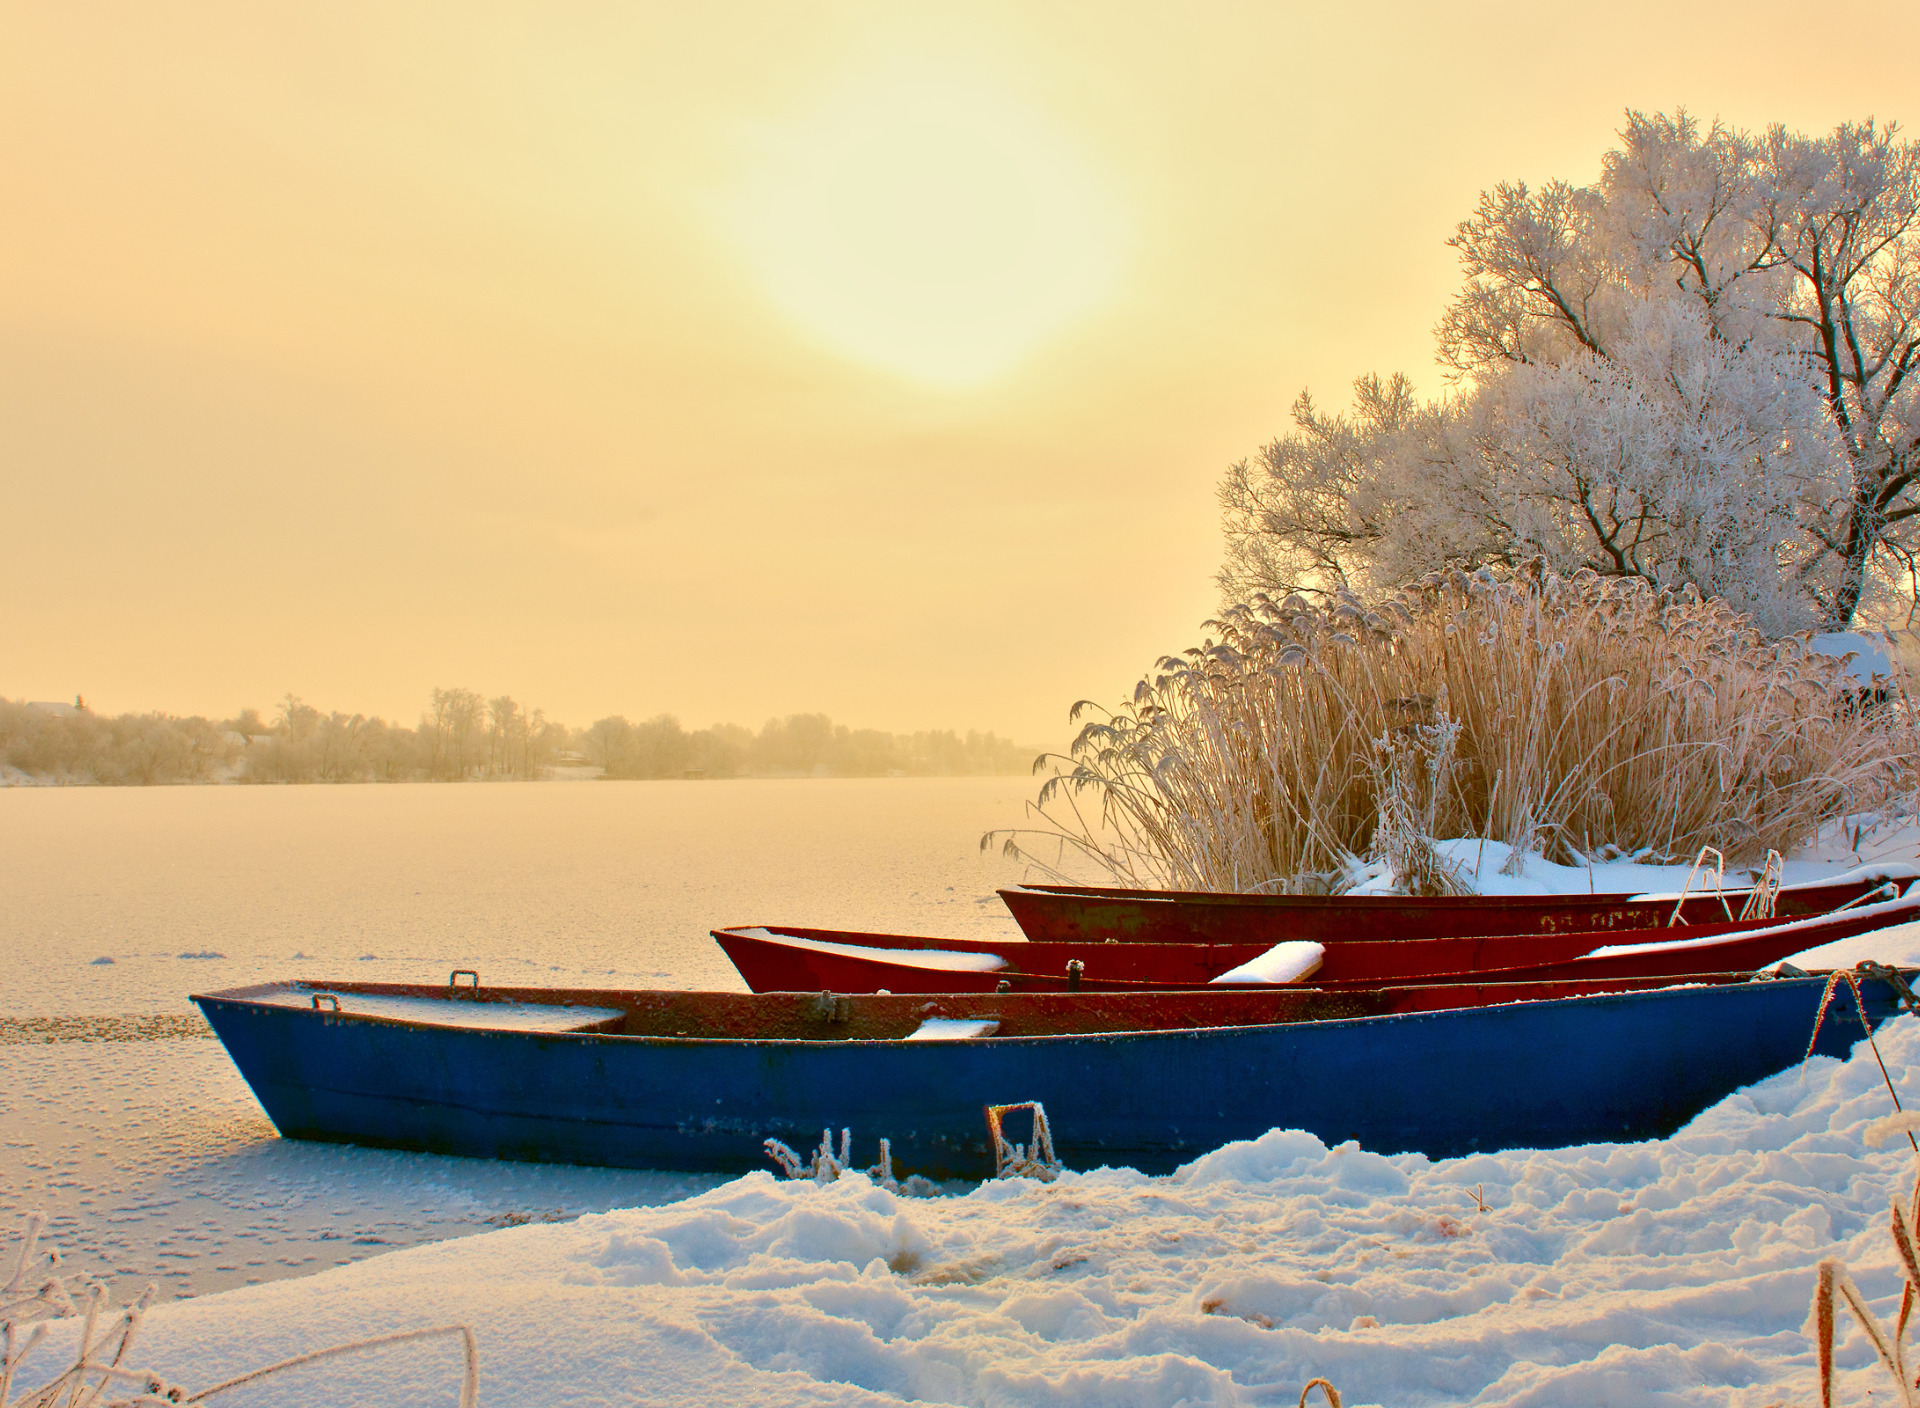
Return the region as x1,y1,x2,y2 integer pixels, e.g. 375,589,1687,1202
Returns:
998,562,1917,893
2,1214,478,1407
1811,1106,1920,1407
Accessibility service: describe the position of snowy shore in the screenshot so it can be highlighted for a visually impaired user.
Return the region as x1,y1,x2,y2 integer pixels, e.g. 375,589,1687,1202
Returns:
18,967,1920,1406
13,819,1920,1405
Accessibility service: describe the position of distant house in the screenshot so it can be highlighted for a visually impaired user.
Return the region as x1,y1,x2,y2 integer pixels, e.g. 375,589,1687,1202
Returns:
25,699,81,718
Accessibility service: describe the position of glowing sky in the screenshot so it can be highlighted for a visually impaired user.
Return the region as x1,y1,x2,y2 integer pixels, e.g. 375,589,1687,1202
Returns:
4,3,1917,743
727,56,1128,389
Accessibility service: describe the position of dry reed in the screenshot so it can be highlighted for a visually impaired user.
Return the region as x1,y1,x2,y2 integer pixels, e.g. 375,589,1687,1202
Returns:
2,1214,477,1407
1810,1103,1920,1408
995,562,1918,893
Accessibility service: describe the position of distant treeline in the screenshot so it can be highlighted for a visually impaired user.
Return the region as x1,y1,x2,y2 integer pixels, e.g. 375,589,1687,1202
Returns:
0,690,1037,785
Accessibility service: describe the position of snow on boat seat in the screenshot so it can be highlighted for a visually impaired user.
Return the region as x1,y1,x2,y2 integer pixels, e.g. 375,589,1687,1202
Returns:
903,1018,1001,1041
1209,941,1326,985
258,986,625,1032
734,927,1007,972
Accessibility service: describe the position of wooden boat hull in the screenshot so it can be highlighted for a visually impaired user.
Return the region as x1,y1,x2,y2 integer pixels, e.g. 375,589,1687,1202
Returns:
193,972,1905,1177
999,865,1920,945
714,890,1920,993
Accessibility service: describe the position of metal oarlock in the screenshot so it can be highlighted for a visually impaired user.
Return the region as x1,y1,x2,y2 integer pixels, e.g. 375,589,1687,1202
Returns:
986,1101,1062,1182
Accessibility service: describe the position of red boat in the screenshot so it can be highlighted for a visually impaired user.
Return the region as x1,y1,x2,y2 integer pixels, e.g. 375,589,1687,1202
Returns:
713,885,1920,994
997,864,1920,945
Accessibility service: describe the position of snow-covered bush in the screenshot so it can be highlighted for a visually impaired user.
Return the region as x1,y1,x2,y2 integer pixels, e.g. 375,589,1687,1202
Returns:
997,564,1916,892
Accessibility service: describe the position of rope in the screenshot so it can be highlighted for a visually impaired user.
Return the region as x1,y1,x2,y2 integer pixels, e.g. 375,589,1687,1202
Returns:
1808,967,1918,1154
1859,960,1920,1020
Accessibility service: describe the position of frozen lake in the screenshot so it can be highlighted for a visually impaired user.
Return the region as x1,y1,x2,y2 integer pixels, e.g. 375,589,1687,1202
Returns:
0,778,1036,1300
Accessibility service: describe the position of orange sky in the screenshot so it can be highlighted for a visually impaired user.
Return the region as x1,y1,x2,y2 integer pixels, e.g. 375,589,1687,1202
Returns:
5,2,1917,744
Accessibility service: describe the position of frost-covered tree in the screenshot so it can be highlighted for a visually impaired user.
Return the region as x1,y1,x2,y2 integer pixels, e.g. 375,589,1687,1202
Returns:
1217,373,1420,598
1224,306,1842,631
1409,300,1845,630
1223,110,1920,629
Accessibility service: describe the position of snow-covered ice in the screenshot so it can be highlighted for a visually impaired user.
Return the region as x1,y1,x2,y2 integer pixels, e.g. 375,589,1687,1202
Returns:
0,1036,724,1305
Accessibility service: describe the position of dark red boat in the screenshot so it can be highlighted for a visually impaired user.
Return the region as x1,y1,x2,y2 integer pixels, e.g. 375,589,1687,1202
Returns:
714,885,1920,994
997,864,1920,945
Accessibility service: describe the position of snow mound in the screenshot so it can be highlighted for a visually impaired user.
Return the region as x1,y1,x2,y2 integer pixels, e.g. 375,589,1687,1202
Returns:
1364,834,1920,899
1344,839,1717,896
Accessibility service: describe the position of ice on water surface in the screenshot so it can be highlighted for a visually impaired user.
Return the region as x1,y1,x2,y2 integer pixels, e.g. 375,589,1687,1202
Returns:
0,779,1032,1302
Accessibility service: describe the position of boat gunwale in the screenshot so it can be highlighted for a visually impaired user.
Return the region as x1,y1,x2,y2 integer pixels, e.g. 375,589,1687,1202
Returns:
999,860,1920,910
717,915,1778,952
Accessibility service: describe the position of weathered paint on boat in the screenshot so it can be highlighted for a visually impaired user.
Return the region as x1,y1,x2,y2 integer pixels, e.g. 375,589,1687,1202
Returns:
193,971,1908,1177
998,864,1920,945
714,889,1920,993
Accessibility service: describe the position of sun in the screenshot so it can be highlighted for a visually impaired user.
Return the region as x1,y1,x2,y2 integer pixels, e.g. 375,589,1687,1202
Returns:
727,60,1128,389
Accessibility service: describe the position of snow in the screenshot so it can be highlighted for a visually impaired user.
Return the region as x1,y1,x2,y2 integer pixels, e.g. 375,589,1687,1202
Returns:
1209,941,1326,985
1343,839,1693,896
242,985,626,1031
21,1011,1920,1407
903,1018,1002,1041
1346,832,1920,900
734,928,1009,972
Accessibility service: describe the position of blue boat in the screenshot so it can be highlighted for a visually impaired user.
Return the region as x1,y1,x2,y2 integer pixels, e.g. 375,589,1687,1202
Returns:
192,970,1912,1178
